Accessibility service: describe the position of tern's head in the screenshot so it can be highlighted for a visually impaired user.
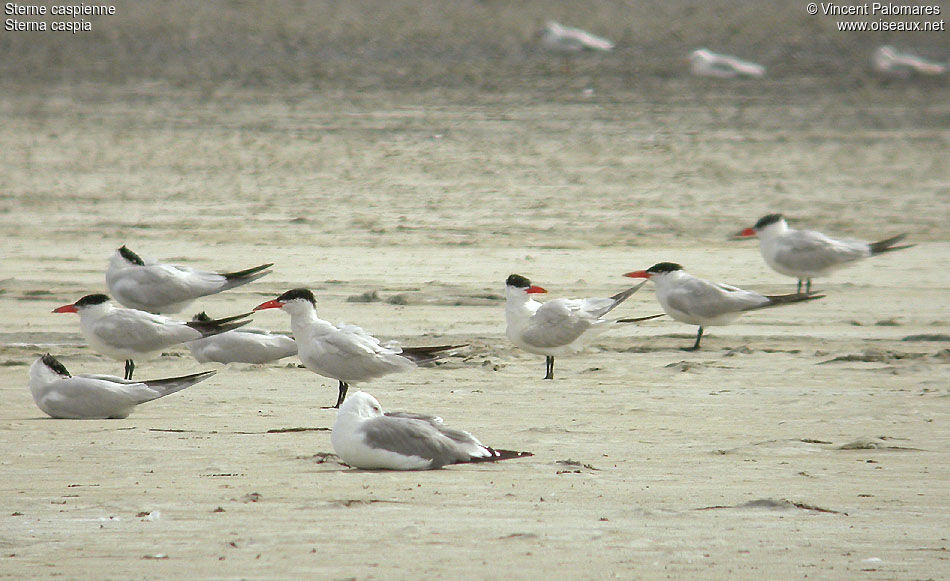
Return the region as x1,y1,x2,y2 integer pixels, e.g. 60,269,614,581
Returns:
40,353,71,377
191,311,213,322
30,354,71,393
338,391,384,419
623,262,683,281
505,274,547,299
736,213,787,238
254,288,316,315
116,245,146,266
53,293,111,314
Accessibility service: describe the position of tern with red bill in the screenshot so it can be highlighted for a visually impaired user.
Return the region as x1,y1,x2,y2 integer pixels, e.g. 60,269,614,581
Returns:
735,214,913,293
29,354,215,419
504,274,658,379
253,289,465,408
623,263,824,351
331,391,532,470
53,294,252,379
106,245,273,314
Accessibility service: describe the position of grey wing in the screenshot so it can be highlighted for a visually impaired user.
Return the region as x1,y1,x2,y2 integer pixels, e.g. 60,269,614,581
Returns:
773,230,869,272
362,416,482,467
666,279,768,318
92,310,197,351
520,300,593,348
385,411,444,425
39,377,160,418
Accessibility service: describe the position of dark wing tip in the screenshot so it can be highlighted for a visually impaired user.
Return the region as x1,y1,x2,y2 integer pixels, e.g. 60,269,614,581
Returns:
468,449,533,463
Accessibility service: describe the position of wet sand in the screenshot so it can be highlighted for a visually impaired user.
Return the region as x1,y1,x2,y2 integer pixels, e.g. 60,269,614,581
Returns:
1,24,948,581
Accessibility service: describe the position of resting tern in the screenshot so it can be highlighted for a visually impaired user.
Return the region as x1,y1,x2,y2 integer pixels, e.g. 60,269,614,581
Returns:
504,274,659,379
331,391,532,470
106,245,273,313
872,45,947,78
185,312,298,365
29,353,215,419
53,294,251,379
254,289,464,408
623,263,824,350
735,214,913,293
539,21,614,53
688,48,765,78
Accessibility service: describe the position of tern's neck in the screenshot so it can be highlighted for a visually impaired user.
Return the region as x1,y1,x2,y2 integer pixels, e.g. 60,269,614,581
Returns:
758,220,790,241
285,304,335,335
77,302,116,323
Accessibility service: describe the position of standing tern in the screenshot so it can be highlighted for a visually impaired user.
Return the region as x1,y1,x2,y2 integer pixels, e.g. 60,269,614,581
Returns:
331,391,532,470
106,245,273,313
504,274,659,379
29,353,215,419
185,312,298,365
253,289,464,408
623,263,824,350
735,214,913,293
53,294,252,379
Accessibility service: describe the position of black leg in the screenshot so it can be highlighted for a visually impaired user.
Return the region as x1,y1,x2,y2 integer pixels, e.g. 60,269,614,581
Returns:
125,359,134,380
683,327,704,351
544,356,554,380
334,381,349,408
806,278,812,293
796,279,803,293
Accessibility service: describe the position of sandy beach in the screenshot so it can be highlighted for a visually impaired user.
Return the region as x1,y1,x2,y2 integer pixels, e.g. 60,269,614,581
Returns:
1,1,948,579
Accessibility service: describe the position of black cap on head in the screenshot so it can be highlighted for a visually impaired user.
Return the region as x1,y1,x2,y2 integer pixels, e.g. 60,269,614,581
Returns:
118,245,145,266
506,274,532,288
754,214,785,230
646,262,683,274
275,288,316,305
41,353,71,377
74,294,111,307
192,311,212,322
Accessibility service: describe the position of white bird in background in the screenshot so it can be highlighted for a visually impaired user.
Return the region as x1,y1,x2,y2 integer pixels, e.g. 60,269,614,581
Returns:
735,214,914,293
185,311,298,365
872,45,947,78
53,294,251,379
29,353,215,419
623,263,823,351
331,391,532,470
688,48,765,78
254,289,464,408
504,274,660,379
539,21,614,53
106,245,273,314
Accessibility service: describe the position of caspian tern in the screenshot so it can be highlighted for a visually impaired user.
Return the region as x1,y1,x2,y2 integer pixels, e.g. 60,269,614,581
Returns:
504,274,659,379
53,294,252,379
623,263,824,350
106,245,273,313
253,289,464,408
29,353,215,419
872,45,947,78
185,312,298,365
735,214,914,293
688,48,765,78
331,391,532,470
539,21,614,53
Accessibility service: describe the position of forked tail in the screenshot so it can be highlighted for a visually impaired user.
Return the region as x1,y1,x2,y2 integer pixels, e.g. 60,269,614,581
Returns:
869,234,914,256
